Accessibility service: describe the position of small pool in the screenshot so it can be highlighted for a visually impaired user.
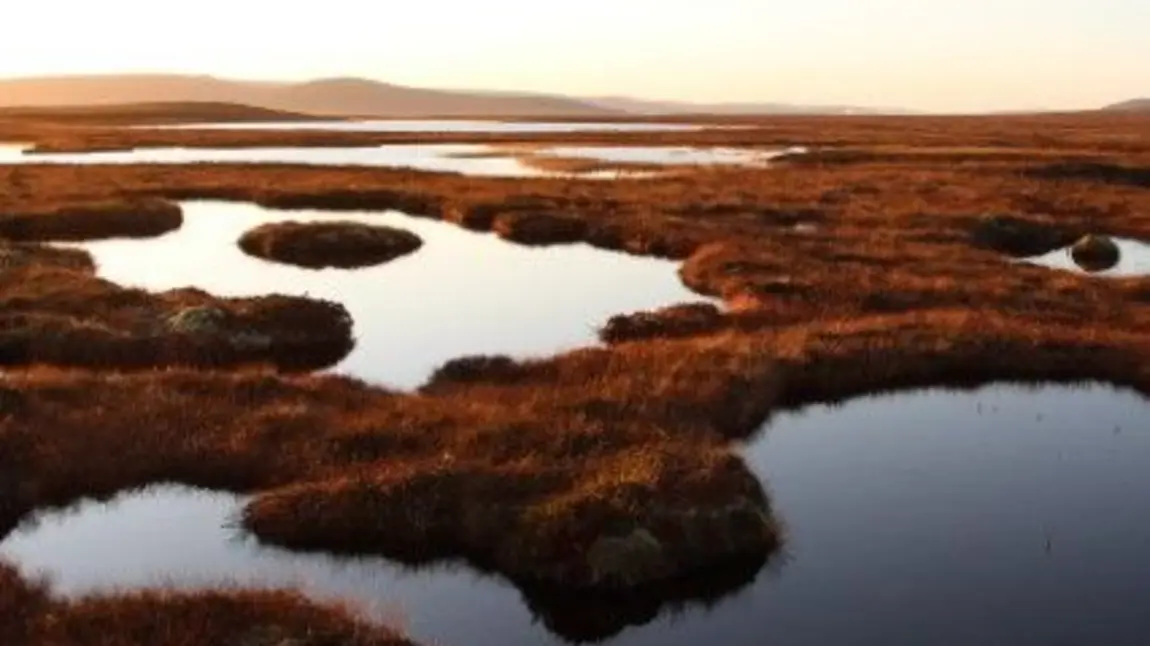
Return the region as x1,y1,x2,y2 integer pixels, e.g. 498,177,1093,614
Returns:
4,384,1148,646
63,200,711,390
0,143,551,177
1025,237,1150,276
535,145,797,167
0,142,794,175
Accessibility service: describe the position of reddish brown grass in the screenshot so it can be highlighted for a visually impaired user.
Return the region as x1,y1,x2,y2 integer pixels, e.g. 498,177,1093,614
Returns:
491,211,589,245
0,563,414,646
238,220,423,269
0,245,354,370
5,110,1148,154
1,110,1149,641
0,197,182,242
601,303,726,344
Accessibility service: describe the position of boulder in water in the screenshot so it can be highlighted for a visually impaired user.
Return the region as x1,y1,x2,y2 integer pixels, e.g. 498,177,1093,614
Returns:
1070,234,1120,272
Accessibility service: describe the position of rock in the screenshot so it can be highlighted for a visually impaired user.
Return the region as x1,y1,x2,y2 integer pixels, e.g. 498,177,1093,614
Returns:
970,214,1070,257
166,306,228,335
1070,234,1121,272
587,528,666,586
229,330,274,349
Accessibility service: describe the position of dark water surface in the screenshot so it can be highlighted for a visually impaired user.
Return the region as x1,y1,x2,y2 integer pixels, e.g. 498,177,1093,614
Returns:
4,384,1148,645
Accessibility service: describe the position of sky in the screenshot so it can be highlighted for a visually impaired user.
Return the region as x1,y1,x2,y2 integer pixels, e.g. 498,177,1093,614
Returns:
3,0,1148,112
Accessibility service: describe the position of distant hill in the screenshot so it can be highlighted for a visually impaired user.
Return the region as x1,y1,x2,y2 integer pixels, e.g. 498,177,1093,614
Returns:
0,101,322,124
0,74,618,118
586,95,909,116
1103,98,1150,112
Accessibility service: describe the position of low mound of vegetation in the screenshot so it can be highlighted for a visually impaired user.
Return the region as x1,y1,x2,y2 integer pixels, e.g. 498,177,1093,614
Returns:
0,332,785,592
514,153,667,176
0,243,353,370
0,198,182,242
0,563,415,646
1,112,1149,642
491,211,588,246
601,303,726,344
238,220,423,269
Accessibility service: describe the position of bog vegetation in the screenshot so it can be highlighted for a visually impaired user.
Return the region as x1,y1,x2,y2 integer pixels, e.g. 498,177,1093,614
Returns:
1,104,1148,643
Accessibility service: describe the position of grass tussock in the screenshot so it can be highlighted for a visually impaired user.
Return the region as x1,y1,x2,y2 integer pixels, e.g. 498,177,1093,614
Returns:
0,247,354,370
513,152,667,176
0,563,414,646
238,220,423,269
0,197,182,242
601,303,726,344
0,332,785,593
1,111,1150,639
491,211,589,245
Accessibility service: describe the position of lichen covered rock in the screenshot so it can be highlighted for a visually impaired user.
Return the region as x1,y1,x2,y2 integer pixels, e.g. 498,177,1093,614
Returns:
166,306,228,335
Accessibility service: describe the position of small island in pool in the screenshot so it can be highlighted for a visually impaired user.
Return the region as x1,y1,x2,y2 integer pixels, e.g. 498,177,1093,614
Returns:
238,220,423,269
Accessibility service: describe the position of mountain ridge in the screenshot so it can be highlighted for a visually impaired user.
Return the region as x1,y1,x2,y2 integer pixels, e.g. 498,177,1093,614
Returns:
584,95,912,115
1103,98,1150,112
0,74,617,118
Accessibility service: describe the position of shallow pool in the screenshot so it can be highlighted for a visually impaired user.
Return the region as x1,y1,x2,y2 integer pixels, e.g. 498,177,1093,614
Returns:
535,145,796,167
4,384,1147,646
0,142,792,175
0,143,551,177
64,200,709,390
1025,237,1150,276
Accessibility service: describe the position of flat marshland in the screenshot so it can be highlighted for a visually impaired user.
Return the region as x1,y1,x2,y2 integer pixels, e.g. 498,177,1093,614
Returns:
1,105,1149,645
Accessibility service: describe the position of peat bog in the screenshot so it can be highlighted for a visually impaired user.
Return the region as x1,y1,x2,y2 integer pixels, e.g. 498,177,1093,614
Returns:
1,107,1150,645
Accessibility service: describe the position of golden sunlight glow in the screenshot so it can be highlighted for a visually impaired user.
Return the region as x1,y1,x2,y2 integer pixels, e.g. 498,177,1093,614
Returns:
3,0,1148,112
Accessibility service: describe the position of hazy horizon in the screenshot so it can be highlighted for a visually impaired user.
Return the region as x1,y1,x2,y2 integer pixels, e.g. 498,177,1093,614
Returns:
4,0,1147,113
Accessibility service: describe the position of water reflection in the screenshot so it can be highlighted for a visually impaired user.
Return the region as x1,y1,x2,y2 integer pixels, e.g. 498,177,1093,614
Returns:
744,384,1150,646
0,143,550,177
0,485,775,645
536,145,796,167
64,201,709,390
4,385,1148,645
1025,237,1150,276
518,555,771,643
0,142,792,175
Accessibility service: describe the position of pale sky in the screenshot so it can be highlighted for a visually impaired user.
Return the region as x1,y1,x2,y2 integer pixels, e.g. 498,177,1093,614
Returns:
4,0,1148,112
